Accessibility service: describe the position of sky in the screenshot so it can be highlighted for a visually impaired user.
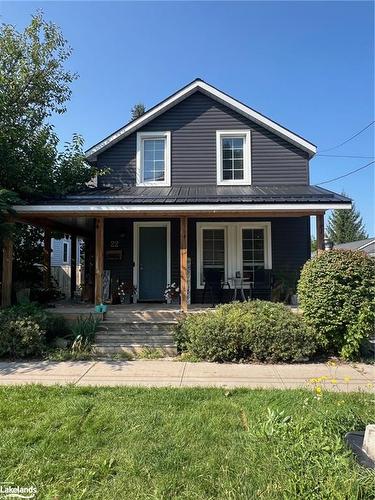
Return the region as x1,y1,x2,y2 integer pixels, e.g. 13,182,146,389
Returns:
1,1,374,236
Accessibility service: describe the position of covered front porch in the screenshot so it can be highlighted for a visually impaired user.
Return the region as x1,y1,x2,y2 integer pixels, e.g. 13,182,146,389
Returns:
2,206,329,312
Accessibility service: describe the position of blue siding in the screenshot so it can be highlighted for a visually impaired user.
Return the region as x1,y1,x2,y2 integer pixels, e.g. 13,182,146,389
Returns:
51,238,81,266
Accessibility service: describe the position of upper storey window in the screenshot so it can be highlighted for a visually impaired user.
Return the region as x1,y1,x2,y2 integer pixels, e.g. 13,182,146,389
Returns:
136,131,171,186
216,130,251,185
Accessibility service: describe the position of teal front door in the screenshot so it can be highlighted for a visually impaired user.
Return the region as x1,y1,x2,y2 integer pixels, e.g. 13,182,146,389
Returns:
138,226,168,301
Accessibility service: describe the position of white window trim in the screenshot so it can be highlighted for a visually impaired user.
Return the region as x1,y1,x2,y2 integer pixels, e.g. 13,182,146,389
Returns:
196,221,272,289
216,130,251,186
62,240,69,264
236,222,272,275
136,131,171,187
196,223,229,290
133,221,171,303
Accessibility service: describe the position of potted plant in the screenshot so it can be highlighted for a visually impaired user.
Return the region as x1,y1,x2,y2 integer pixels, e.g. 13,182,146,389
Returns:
164,282,180,303
117,281,137,304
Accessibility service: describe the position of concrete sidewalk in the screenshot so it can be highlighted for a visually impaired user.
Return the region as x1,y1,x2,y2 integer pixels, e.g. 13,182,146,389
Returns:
0,360,373,391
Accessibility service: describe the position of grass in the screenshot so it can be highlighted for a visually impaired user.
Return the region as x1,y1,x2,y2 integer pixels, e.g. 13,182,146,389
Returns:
0,387,373,499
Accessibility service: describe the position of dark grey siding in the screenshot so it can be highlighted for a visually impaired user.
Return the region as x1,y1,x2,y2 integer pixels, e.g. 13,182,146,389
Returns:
103,219,179,299
103,217,310,303
189,216,310,303
97,92,309,187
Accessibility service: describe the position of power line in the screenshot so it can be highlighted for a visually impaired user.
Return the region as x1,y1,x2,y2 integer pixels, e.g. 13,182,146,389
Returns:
316,160,375,185
316,154,375,159
320,121,374,152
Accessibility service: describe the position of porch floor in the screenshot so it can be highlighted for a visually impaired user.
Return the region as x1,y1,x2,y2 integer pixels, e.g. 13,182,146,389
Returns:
49,302,213,318
50,301,299,316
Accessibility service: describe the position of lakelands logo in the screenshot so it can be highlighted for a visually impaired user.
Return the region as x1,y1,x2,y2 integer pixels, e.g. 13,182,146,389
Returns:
0,483,37,499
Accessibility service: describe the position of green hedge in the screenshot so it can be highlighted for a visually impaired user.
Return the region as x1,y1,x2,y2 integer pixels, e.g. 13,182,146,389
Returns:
298,250,375,359
174,301,316,363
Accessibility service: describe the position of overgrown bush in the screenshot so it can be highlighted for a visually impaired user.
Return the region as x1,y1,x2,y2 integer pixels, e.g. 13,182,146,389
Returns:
298,250,375,358
0,303,70,358
174,301,316,362
0,318,45,358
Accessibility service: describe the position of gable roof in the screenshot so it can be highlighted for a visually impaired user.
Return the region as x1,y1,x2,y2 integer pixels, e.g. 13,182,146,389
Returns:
85,79,317,161
334,238,375,252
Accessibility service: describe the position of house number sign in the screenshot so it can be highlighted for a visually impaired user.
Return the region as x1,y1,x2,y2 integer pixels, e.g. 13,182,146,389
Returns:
110,240,119,248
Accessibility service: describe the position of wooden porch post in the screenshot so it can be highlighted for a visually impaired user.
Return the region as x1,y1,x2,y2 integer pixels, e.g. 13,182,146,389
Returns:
83,238,94,303
316,213,325,254
94,218,104,304
43,228,51,288
1,238,13,308
180,216,188,313
70,235,77,300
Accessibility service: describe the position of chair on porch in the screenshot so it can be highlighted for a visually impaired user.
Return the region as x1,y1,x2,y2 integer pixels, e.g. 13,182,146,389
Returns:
202,269,230,307
249,269,274,301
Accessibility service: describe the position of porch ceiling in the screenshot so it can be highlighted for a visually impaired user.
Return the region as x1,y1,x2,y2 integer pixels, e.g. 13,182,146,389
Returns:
15,215,95,237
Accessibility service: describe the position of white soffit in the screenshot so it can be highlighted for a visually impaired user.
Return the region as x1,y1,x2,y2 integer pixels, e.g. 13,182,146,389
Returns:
13,202,351,214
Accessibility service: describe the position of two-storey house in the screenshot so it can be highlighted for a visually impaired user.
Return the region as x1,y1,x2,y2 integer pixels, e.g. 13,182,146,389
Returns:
11,79,351,311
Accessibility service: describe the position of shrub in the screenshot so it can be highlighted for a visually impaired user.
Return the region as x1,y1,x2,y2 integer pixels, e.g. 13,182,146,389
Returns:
298,250,375,357
174,301,316,363
0,303,70,358
0,318,45,358
45,314,71,342
341,301,375,360
71,315,100,353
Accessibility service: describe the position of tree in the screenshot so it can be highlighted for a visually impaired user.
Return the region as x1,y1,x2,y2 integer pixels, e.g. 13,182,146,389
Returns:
326,197,368,244
311,237,317,253
130,103,146,120
0,189,19,242
0,13,103,199
0,13,108,294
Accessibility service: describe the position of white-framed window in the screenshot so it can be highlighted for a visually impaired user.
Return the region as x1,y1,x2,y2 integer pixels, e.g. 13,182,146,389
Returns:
216,130,251,185
198,225,227,286
136,131,171,186
196,221,271,288
237,223,271,282
62,240,69,264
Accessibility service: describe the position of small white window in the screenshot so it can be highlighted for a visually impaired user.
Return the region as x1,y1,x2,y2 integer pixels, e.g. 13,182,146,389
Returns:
62,241,69,264
136,131,171,186
216,130,251,185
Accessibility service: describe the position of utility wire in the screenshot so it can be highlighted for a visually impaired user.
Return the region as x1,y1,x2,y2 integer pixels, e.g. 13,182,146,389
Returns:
320,121,374,152
316,154,375,159
316,160,374,185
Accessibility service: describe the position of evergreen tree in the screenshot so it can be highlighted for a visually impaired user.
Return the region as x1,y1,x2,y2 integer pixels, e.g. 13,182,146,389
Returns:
326,197,368,244
311,237,317,252
130,103,146,120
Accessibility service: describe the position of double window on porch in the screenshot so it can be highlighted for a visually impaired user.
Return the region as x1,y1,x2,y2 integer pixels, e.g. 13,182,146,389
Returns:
196,222,272,288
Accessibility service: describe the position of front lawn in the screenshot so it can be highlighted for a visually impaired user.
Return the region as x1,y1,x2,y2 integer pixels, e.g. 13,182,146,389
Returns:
0,387,373,499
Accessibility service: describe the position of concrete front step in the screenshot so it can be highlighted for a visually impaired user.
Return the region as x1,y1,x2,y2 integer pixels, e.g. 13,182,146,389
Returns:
93,343,177,355
99,322,176,330
95,310,178,354
96,335,174,343
104,311,182,322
